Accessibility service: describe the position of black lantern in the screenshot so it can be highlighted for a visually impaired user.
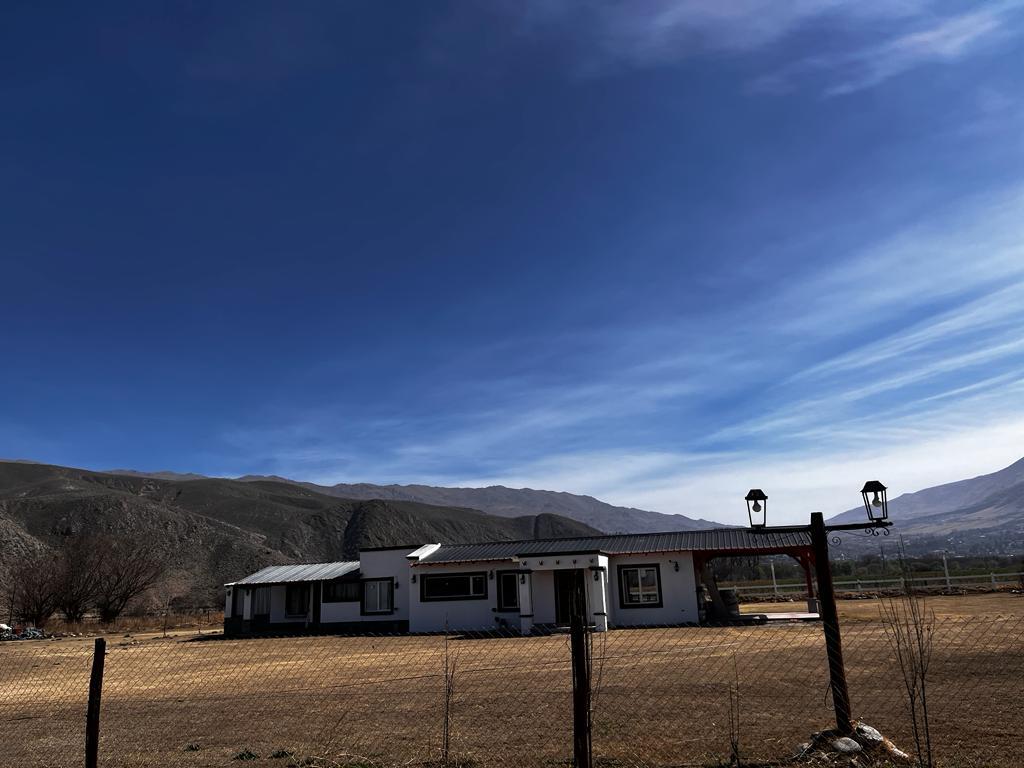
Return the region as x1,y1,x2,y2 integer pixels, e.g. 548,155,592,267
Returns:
860,480,888,522
745,489,767,528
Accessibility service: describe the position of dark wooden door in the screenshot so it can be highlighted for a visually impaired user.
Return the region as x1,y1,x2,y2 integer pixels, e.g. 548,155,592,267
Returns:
554,569,585,626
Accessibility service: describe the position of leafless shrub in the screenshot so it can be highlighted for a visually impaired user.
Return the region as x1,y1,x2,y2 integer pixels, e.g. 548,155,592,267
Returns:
880,543,936,768
54,538,101,623
92,537,167,624
727,653,742,766
9,550,60,627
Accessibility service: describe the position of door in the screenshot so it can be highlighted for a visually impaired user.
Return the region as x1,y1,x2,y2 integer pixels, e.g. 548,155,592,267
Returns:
554,569,586,626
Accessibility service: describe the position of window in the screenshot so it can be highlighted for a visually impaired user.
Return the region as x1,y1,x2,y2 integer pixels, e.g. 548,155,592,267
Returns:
362,578,394,614
618,565,662,608
497,571,519,612
323,580,361,603
285,584,310,617
252,586,271,615
420,572,488,601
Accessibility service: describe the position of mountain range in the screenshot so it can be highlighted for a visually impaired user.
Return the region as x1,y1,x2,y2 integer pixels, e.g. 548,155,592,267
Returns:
2,455,1023,609
830,457,1024,556
0,461,601,607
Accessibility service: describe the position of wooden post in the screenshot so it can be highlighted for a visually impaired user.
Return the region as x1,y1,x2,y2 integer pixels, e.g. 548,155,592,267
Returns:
569,570,592,768
86,637,106,768
810,513,853,735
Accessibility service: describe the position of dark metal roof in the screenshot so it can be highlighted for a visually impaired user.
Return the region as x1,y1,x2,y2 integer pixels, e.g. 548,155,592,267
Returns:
227,561,359,586
415,528,811,565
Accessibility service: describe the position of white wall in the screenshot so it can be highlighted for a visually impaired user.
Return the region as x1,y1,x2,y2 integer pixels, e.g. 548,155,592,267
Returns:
358,548,413,624
606,553,698,626
320,598,362,624
530,570,556,625
269,584,310,624
409,562,516,632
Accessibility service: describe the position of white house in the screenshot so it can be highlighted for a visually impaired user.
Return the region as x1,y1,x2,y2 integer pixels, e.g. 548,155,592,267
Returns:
224,529,813,636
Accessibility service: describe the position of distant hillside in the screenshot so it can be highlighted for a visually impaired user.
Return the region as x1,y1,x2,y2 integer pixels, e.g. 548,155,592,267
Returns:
237,478,718,534
0,462,599,607
829,457,1024,556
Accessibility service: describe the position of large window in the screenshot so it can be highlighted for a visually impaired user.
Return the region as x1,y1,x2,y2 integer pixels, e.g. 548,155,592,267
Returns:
496,571,519,612
252,586,271,615
420,572,488,602
618,565,662,608
285,584,310,617
323,580,361,603
362,578,394,615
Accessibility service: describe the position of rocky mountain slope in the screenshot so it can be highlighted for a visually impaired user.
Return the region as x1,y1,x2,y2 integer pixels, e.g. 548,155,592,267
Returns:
236,478,718,534
0,461,599,606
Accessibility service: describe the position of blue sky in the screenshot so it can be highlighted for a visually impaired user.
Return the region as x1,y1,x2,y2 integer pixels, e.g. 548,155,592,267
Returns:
3,1,1024,524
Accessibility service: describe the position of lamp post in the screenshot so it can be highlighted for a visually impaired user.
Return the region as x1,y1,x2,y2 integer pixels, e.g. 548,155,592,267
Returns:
744,482,891,735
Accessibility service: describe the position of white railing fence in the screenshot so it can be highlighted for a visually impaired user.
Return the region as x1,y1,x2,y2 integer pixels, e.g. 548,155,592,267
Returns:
728,571,1024,598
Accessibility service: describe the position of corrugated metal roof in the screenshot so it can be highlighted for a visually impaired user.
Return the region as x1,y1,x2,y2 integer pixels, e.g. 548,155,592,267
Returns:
416,529,811,565
228,561,359,586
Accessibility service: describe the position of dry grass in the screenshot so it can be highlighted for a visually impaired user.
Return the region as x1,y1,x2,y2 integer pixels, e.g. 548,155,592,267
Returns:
2,594,1022,768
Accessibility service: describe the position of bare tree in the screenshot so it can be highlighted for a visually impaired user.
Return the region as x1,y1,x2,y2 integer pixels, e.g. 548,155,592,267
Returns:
53,538,101,623
0,564,17,625
93,537,167,624
880,541,935,768
10,551,60,628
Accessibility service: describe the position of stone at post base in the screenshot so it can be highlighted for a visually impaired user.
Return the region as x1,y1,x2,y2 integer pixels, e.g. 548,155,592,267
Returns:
831,737,862,754
790,721,913,765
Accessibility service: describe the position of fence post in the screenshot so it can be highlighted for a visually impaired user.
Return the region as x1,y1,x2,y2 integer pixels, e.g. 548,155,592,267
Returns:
86,637,106,768
810,513,853,735
569,571,592,768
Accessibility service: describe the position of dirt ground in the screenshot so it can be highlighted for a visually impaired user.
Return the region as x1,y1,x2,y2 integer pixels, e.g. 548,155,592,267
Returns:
3,593,1022,768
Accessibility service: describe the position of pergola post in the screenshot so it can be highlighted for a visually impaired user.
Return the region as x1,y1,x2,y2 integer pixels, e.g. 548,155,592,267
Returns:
802,555,818,613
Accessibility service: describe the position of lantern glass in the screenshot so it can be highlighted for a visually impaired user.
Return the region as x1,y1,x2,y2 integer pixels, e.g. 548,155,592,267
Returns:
860,481,888,522
744,489,767,528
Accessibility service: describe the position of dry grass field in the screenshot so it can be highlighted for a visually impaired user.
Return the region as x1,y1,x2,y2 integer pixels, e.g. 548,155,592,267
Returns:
3,594,1022,768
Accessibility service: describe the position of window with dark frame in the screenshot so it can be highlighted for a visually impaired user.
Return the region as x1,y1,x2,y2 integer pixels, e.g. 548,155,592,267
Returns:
322,580,361,603
252,586,271,615
420,572,488,601
618,564,662,608
496,571,519,611
362,578,394,614
285,583,310,616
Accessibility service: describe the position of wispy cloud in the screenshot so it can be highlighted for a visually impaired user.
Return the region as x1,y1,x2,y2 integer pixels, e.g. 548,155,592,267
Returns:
218,182,1024,520
752,5,1016,96
475,1,1018,95
502,0,924,66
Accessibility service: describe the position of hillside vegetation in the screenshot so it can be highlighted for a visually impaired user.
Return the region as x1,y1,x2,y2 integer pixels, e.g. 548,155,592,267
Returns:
0,461,598,607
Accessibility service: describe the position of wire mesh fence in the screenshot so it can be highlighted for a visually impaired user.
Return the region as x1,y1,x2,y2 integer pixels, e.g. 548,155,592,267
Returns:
2,613,1022,767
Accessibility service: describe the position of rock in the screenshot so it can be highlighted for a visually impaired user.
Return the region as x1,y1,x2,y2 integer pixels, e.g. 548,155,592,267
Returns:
793,742,812,758
832,737,862,754
855,723,884,744
891,746,911,760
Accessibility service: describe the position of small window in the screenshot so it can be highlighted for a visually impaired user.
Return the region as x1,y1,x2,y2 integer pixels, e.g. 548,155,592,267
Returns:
323,580,361,603
497,571,519,612
421,572,488,601
285,584,310,617
619,565,662,608
362,579,394,614
252,586,271,615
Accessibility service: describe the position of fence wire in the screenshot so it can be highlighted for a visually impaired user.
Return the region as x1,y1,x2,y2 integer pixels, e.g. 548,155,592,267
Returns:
2,614,1022,767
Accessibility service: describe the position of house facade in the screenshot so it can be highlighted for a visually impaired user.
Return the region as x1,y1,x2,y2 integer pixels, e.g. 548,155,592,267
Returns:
224,529,813,636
